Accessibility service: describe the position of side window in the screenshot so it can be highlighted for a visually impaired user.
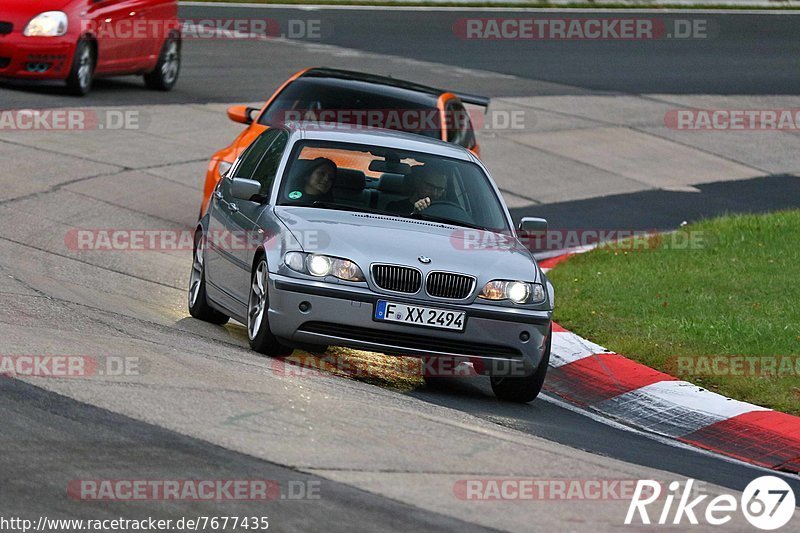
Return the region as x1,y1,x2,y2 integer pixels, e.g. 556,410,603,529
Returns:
232,129,281,180
446,101,476,149
251,130,288,195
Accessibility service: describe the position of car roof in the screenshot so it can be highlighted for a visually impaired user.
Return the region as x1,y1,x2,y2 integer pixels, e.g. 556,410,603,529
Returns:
299,68,444,107
284,122,475,162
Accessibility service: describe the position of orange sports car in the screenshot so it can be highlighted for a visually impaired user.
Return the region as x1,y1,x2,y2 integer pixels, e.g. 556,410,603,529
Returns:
200,67,489,216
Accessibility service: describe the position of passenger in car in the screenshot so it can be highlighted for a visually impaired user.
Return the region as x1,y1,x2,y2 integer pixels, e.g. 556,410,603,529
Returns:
386,165,447,215
290,157,338,204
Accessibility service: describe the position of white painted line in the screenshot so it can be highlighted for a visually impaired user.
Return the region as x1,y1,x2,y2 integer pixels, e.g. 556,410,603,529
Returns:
593,380,769,437
180,2,800,14
540,392,800,481
626,380,770,419
550,330,612,367
535,243,596,262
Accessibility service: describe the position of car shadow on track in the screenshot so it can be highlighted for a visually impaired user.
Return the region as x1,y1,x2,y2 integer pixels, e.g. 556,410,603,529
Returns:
0,76,157,102
0,79,69,96
173,316,251,347
409,376,552,419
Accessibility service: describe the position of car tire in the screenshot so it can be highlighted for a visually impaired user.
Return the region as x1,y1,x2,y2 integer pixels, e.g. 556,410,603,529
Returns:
248,258,293,357
421,356,447,387
188,232,229,325
307,344,328,355
422,375,448,388
490,325,551,403
144,35,180,91
65,39,94,96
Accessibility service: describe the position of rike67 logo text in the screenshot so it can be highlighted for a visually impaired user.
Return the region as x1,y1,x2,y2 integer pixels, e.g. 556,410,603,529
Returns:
626,477,795,530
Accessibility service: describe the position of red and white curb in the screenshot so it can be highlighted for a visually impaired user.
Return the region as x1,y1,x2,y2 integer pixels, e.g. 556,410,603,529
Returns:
538,254,800,475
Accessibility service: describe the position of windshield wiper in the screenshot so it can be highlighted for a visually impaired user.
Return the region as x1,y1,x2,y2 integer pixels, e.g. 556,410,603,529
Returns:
311,202,396,216
310,202,495,231
409,211,489,231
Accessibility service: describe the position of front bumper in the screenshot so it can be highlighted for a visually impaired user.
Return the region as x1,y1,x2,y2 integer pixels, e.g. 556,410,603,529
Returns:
267,274,552,376
0,34,75,80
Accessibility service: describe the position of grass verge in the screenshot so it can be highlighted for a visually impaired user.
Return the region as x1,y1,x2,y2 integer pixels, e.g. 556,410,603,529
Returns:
547,210,800,415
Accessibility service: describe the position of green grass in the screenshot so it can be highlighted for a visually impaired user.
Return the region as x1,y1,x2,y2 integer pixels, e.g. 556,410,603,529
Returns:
548,210,800,415
186,0,800,10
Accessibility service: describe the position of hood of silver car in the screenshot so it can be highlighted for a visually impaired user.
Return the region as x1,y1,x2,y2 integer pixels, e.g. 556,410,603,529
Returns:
274,206,540,283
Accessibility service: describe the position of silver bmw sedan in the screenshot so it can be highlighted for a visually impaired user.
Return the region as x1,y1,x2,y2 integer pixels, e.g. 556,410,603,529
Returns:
189,122,553,402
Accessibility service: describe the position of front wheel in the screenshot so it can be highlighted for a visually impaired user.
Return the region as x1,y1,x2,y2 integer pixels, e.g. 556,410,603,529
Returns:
144,35,180,91
65,39,94,96
490,325,551,403
248,259,292,357
188,232,229,325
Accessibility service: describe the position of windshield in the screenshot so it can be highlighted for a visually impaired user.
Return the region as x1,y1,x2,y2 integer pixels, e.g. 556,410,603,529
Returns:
277,140,510,233
259,78,443,140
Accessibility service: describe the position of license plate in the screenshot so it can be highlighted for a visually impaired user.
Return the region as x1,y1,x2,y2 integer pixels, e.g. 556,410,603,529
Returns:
374,300,466,331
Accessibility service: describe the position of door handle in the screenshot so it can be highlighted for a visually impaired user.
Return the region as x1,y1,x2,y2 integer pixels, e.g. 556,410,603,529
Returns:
229,203,239,213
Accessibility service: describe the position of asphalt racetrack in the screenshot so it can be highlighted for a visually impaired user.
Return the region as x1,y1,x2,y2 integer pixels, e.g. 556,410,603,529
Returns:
1,5,799,531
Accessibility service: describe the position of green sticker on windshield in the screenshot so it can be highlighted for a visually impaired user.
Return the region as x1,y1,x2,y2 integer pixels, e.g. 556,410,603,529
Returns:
288,191,303,200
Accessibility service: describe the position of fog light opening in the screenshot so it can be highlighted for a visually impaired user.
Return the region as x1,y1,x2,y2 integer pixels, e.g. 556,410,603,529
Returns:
299,301,311,313
26,63,50,73
519,331,530,342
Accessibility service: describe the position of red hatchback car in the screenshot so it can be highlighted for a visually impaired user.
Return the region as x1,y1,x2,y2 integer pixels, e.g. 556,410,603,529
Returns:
0,0,180,95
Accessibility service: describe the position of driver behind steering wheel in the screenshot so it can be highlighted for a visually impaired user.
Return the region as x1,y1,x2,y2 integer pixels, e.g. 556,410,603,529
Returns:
386,164,448,215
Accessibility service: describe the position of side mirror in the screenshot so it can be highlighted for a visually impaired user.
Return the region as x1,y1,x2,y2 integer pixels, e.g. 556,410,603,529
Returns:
227,105,259,125
519,217,548,233
230,178,262,202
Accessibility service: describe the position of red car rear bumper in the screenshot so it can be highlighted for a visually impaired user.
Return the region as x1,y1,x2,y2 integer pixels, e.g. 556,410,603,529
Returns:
0,35,76,80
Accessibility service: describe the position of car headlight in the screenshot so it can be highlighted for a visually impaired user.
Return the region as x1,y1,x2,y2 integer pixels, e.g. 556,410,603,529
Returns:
307,254,331,276
284,252,365,282
217,161,232,179
24,11,68,37
479,280,545,304
284,251,305,272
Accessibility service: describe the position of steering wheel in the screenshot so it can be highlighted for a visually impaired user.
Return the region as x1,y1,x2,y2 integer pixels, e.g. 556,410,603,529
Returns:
419,200,471,222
